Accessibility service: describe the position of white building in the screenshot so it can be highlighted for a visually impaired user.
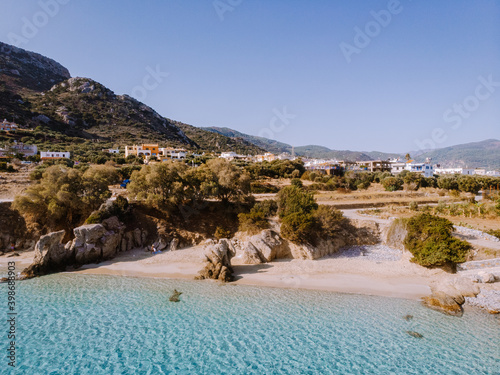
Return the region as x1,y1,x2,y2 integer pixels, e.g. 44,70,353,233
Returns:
405,162,434,178
254,153,276,163
160,147,187,160
276,153,295,161
486,170,500,177
434,168,475,176
103,148,120,154
389,159,407,175
40,151,70,160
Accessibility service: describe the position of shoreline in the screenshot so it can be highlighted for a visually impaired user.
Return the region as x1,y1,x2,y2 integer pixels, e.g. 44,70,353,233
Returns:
67,246,436,301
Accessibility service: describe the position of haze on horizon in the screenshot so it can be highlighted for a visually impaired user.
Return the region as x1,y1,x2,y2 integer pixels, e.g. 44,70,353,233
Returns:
0,0,499,153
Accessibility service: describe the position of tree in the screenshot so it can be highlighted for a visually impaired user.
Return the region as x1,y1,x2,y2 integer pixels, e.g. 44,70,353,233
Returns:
277,186,317,219
127,161,187,209
405,153,411,161
437,176,459,191
313,205,345,238
12,165,113,231
458,176,481,194
382,177,403,192
403,172,423,191
404,213,470,269
277,186,317,243
204,158,251,203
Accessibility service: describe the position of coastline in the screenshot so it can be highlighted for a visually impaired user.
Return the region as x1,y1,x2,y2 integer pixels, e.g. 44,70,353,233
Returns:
67,246,437,301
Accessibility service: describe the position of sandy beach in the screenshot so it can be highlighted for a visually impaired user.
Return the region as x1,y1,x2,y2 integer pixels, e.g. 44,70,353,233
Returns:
54,244,444,300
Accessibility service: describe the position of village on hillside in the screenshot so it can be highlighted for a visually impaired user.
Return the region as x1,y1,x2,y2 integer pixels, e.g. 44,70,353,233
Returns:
1,118,499,178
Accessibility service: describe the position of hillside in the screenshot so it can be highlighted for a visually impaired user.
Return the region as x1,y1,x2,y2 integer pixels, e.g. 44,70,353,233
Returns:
204,126,402,161
416,139,500,170
204,126,291,154
0,42,266,153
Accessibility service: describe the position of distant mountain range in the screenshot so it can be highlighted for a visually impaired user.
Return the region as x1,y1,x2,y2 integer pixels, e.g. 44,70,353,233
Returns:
204,127,402,161
415,139,500,170
0,41,498,169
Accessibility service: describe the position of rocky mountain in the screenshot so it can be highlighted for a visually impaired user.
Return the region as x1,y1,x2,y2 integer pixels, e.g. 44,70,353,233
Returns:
177,124,266,155
0,42,263,153
0,41,70,93
204,126,402,161
204,126,291,154
415,139,500,170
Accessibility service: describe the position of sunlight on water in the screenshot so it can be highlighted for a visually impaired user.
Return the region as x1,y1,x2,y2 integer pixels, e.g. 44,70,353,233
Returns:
4,274,500,374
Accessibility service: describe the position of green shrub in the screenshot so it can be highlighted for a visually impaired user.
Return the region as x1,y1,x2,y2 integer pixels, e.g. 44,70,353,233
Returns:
214,226,231,240
291,178,303,188
280,212,314,244
277,186,317,219
237,200,277,234
404,213,471,269
250,182,279,194
85,195,130,224
312,205,345,238
486,229,500,240
382,177,403,191
409,201,419,211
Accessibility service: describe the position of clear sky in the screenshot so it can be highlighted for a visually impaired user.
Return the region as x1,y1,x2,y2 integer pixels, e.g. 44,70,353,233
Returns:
1,0,499,153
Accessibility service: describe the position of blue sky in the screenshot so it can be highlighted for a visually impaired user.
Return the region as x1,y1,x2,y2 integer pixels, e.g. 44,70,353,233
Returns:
1,0,499,153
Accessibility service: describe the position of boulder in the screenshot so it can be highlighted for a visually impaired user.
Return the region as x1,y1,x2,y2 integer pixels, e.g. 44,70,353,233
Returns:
247,230,290,262
169,238,179,251
450,277,480,297
101,232,121,259
196,239,235,282
22,230,68,277
133,228,142,247
477,271,496,283
422,291,463,317
73,224,107,248
241,242,265,264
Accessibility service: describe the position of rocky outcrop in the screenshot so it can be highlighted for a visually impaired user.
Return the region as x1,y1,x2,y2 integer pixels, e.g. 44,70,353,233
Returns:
384,218,408,251
239,230,290,264
0,41,70,92
196,239,235,282
422,291,464,317
23,217,148,278
423,277,481,316
22,230,67,277
0,202,36,253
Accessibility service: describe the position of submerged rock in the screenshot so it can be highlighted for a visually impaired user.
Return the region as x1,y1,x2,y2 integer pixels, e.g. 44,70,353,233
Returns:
406,331,423,339
169,289,182,302
196,239,235,282
403,315,413,321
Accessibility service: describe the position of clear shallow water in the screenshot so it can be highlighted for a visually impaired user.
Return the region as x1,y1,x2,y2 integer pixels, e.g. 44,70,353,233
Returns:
3,274,499,374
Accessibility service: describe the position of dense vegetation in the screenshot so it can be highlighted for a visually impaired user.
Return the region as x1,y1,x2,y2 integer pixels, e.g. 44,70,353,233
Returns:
404,213,471,269
276,186,344,244
12,164,118,232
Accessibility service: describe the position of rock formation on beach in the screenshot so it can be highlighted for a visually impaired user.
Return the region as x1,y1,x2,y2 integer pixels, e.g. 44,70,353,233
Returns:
423,277,481,316
23,217,148,278
196,239,235,282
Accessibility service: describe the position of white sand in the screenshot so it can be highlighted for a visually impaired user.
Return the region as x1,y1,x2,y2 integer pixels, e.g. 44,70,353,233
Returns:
67,245,442,300
0,243,446,300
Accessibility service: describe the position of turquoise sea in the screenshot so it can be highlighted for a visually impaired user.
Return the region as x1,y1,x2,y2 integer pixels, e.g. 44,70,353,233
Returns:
2,274,500,374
